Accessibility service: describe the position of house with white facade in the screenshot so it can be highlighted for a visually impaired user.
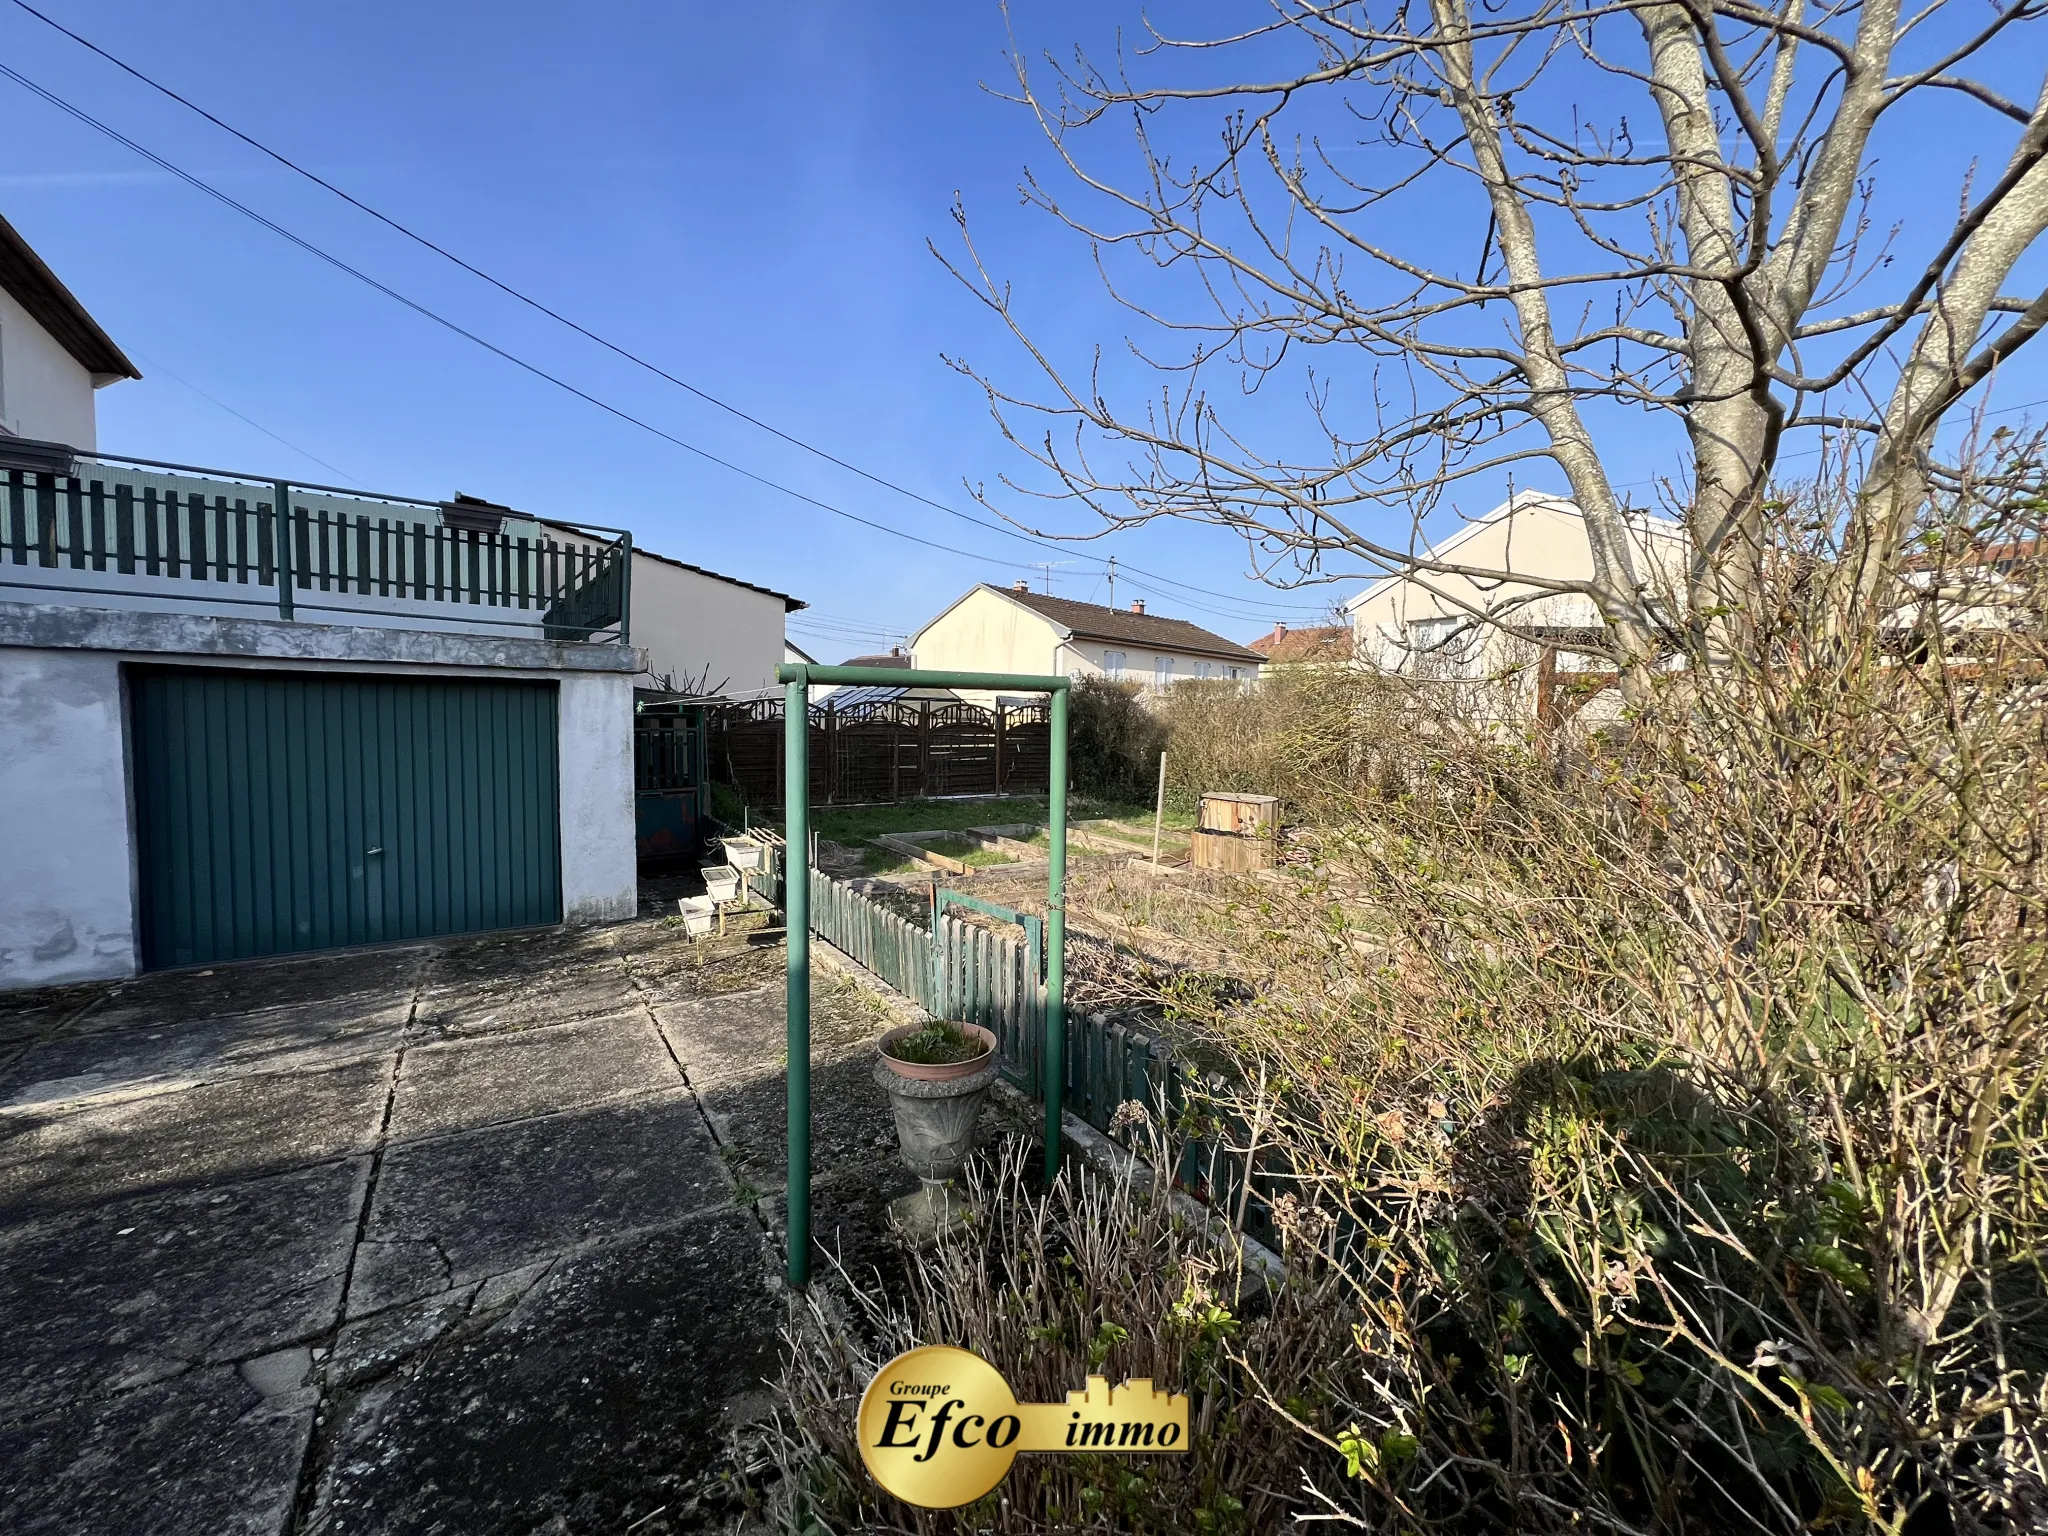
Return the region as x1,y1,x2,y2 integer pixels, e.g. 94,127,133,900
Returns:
0,212,140,451
1343,492,1686,719
0,218,646,991
909,581,1261,701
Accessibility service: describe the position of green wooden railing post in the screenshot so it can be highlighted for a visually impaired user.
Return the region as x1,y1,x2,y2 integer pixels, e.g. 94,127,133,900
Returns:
1046,681,1069,1186
783,672,812,1287
272,481,294,619
616,530,633,646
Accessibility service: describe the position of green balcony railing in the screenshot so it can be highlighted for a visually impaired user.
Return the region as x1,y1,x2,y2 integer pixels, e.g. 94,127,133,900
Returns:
0,450,631,642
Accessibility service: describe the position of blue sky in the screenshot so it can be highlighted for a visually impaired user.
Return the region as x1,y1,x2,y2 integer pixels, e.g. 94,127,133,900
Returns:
4,2,2042,656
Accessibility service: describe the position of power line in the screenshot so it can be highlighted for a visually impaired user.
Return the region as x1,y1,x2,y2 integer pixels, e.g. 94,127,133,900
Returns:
4,0,1335,618
125,347,356,480
0,58,1071,575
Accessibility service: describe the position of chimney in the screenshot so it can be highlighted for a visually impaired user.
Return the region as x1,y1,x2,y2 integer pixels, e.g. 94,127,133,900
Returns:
890,645,903,657
1129,599,1146,615
1274,621,1288,636
1013,579,1031,593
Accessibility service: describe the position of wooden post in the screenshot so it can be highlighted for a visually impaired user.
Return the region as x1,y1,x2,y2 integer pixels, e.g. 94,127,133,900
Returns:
1152,751,1167,866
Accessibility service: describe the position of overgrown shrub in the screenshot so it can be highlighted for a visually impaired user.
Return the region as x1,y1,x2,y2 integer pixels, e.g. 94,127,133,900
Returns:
1070,676,1170,802
773,1133,1360,1535
1150,668,1413,818
1147,467,2048,1533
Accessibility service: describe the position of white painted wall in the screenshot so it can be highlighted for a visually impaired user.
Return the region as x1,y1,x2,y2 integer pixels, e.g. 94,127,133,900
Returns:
1345,495,1686,684
911,585,1065,681
558,671,637,923
0,648,135,988
911,586,1258,703
627,552,789,696
0,288,100,449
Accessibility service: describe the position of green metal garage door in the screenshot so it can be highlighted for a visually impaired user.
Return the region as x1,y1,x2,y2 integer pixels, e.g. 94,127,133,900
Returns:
132,668,561,968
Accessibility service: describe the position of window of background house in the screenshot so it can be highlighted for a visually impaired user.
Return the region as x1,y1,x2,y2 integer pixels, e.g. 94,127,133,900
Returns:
1102,650,1125,679
1226,665,1244,682
1154,656,1174,688
1195,660,1212,679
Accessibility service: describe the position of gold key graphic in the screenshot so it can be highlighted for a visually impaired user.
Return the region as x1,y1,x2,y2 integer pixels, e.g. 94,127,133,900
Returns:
858,1344,1190,1508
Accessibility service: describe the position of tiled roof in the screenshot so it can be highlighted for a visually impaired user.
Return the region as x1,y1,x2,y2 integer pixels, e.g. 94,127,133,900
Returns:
998,588,1262,661
841,651,912,669
1248,623,1353,664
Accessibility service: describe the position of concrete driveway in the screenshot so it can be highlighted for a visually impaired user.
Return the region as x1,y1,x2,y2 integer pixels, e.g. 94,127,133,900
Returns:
0,920,919,1536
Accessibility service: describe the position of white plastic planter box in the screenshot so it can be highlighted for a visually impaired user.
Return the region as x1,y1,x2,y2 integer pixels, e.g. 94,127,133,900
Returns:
704,867,742,902
721,839,765,871
676,894,716,937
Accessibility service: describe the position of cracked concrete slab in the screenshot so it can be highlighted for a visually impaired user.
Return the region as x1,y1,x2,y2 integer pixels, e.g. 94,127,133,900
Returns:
386,1012,679,1144
410,957,640,1038
71,948,430,1037
0,1364,312,1536
0,1158,366,1419
0,995,413,1112
0,981,108,1046
346,1089,730,1316
312,1214,780,1536
648,984,787,1086
0,1055,393,1220
697,1046,916,1195
0,913,928,1536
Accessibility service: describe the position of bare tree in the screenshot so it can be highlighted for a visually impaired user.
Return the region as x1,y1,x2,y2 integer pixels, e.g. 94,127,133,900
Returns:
946,0,2048,677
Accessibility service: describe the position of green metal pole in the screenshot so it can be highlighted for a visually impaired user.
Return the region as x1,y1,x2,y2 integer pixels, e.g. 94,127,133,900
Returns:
1044,683,1069,1187
783,674,812,1286
272,481,294,620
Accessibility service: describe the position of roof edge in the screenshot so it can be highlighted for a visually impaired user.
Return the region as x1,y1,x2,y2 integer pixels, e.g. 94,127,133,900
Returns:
0,214,140,382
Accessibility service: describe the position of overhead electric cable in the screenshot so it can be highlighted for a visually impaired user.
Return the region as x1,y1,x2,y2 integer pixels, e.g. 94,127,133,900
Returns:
4,0,1333,617
0,58,1062,573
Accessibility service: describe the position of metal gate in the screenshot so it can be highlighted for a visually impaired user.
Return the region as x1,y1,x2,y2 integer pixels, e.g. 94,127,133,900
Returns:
130,667,561,968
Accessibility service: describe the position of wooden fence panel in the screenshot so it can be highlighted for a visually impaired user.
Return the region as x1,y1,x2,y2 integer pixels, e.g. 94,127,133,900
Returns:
710,699,1051,808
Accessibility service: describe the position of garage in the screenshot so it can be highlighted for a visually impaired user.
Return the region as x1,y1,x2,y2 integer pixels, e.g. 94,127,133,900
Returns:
130,667,562,968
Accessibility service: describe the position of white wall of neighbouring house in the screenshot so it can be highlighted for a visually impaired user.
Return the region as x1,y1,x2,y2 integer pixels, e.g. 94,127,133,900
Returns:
628,553,789,697
0,647,136,988
0,289,100,449
907,585,1071,704
558,670,637,924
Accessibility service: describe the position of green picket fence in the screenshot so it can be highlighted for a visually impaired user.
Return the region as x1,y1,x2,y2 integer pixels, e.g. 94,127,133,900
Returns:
806,864,1281,1247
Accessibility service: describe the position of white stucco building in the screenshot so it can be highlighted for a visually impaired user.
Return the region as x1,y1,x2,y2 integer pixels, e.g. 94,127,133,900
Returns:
1343,491,1687,718
910,582,1261,702
0,212,139,450
0,221,646,991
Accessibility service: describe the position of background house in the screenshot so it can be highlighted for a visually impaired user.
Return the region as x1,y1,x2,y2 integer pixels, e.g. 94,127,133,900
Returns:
0,221,641,991
910,581,1261,701
1248,621,1354,673
0,212,140,451
1344,492,1686,718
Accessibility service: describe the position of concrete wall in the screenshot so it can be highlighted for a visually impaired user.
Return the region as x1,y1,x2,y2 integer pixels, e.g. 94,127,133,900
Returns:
557,671,637,923
0,288,100,449
0,648,135,988
0,601,642,991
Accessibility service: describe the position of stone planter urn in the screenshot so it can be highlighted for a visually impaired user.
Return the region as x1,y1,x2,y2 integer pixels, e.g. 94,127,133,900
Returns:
873,1022,1000,1241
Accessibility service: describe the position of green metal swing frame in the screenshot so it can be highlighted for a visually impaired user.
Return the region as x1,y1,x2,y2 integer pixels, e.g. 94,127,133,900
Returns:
774,663,1071,1288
